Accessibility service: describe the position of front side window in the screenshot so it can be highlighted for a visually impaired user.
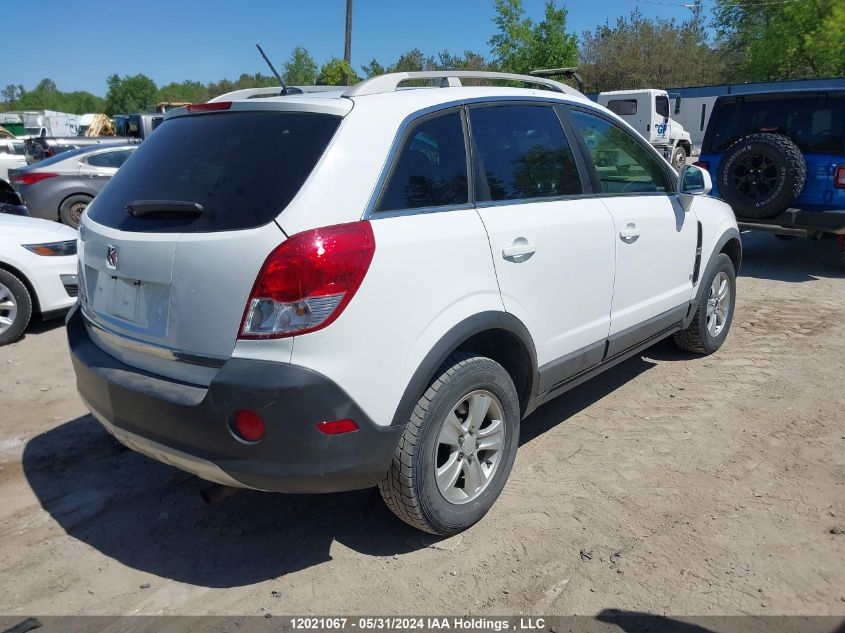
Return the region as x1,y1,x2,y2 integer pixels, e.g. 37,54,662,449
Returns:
656,95,670,119
376,111,468,212
470,104,582,202
568,108,673,194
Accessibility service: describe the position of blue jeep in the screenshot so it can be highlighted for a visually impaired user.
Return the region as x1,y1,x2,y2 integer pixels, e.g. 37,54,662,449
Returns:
696,89,845,245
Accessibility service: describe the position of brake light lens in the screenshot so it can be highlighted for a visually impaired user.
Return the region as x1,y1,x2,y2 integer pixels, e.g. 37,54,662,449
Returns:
12,172,59,186
240,221,375,339
186,102,231,112
693,160,710,170
835,165,845,189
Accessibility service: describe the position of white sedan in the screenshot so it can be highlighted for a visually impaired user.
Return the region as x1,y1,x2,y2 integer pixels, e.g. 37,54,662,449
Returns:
0,214,78,345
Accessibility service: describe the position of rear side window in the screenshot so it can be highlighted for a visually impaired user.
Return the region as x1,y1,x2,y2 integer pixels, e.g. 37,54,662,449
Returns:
470,105,582,201
376,111,468,212
86,149,134,169
607,99,637,116
568,108,673,194
708,95,845,154
88,111,341,232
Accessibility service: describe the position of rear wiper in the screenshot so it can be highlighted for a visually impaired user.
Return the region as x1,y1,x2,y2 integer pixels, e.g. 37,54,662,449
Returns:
126,200,204,218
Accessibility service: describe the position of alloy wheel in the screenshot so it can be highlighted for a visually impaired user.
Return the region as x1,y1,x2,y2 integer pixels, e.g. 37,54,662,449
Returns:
706,271,731,337
434,390,506,505
0,282,18,336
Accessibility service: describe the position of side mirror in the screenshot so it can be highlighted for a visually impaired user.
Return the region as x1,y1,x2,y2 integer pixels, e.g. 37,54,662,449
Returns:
674,95,682,115
677,165,712,211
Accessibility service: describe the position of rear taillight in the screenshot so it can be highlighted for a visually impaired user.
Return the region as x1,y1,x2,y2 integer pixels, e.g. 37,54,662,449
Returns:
693,160,710,170
12,172,59,186
240,221,375,339
835,165,845,189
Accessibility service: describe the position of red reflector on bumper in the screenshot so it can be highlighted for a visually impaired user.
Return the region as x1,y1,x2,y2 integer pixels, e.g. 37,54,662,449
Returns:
317,419,359,435
233,410,265,442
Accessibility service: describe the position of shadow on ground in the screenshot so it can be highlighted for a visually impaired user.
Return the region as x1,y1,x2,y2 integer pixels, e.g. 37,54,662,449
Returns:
738,231,844,283
23,348,661,588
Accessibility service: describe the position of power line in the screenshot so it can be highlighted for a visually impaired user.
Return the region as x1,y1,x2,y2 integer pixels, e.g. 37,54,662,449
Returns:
631,0,804,6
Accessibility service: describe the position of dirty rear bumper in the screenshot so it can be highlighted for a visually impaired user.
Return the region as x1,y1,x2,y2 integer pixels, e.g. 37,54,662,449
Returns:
66,305,402,493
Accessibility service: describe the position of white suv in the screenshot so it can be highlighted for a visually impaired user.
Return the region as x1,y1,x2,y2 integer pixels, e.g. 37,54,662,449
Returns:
68,71,740,535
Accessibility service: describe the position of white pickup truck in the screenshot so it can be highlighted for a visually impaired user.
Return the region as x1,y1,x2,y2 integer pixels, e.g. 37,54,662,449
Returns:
598,88,693,170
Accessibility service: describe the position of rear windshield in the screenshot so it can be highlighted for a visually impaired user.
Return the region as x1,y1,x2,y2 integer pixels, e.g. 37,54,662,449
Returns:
706,94,845,155
88,111,341,232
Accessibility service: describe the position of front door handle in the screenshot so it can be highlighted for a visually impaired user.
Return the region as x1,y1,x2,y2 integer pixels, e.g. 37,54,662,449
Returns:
619,223,641,243
502,241,536,260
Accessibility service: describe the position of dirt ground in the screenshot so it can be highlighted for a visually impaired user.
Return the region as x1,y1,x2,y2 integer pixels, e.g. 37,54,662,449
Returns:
1,232,843,618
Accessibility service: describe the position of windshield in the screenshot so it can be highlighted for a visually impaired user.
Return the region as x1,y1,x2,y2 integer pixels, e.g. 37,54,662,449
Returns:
24,127,42,136
88,110,341,232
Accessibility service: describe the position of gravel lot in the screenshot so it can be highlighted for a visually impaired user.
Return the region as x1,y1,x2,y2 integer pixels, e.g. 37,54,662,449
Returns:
1,231,843,618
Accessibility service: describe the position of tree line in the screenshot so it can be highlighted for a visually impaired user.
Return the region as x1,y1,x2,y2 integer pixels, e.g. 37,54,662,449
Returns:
2,0,842,116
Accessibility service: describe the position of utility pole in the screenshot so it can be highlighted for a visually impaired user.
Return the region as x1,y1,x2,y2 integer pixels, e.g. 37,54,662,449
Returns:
343,0,353,85
344,0,353,65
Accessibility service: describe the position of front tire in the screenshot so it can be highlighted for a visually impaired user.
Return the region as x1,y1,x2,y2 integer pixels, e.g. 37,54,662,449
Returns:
379,353,520,535
0,269,33,346
673,253,736,355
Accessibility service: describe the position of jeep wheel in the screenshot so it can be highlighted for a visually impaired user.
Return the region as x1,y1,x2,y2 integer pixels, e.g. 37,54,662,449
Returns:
379,353,520,535
673,254,736,355
671,145,687,171
717,133,805,219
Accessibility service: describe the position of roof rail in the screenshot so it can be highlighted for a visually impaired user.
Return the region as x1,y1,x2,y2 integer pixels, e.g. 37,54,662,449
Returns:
343,71,584,98
207,85,342,103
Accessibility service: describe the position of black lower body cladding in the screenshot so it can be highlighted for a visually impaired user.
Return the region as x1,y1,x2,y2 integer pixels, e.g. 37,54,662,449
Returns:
66,305,402,493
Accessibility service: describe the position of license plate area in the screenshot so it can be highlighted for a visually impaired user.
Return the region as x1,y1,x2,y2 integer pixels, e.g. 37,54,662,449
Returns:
90,270,170,335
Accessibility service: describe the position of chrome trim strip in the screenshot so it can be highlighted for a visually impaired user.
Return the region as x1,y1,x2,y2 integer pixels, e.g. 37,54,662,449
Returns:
82,309,227,369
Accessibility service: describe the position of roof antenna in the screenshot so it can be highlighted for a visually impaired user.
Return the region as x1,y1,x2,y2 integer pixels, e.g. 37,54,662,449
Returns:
256,43,288,95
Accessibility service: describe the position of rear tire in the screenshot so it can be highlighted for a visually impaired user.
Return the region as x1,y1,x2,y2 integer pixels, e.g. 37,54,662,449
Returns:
59,194,92,229
0,269,33,346
379,353,520,535
673,254,736,355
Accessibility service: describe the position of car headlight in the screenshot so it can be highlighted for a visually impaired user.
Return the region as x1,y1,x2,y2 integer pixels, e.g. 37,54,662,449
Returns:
23,240,78,256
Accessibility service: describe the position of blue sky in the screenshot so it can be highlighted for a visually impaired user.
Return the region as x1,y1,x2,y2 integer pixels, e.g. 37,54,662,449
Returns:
2,0,702,96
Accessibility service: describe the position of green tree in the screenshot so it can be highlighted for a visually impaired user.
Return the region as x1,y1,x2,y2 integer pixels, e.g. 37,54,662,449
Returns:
283,46,318,85
489,0,577,74
361,58,386,78
317,58,360,85
713,0,845,81
579,10,722,92
104,73,158,115
156,80,209,104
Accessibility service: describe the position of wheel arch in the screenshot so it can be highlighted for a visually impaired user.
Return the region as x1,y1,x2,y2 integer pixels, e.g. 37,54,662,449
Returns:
684,227,741,328
390,311,538,427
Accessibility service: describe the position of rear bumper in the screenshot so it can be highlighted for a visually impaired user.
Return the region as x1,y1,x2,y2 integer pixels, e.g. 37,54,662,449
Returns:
66,305,402,493
736,208,845,235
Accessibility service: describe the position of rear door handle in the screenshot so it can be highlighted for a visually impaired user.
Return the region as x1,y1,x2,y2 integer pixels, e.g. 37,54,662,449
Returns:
619,223,641,243
502,241,536,259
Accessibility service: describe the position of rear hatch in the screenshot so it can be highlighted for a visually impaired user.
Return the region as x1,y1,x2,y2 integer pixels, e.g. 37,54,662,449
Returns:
78,106,343,384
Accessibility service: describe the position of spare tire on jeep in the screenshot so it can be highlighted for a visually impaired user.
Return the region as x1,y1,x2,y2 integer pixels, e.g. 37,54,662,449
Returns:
717,133,806,219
